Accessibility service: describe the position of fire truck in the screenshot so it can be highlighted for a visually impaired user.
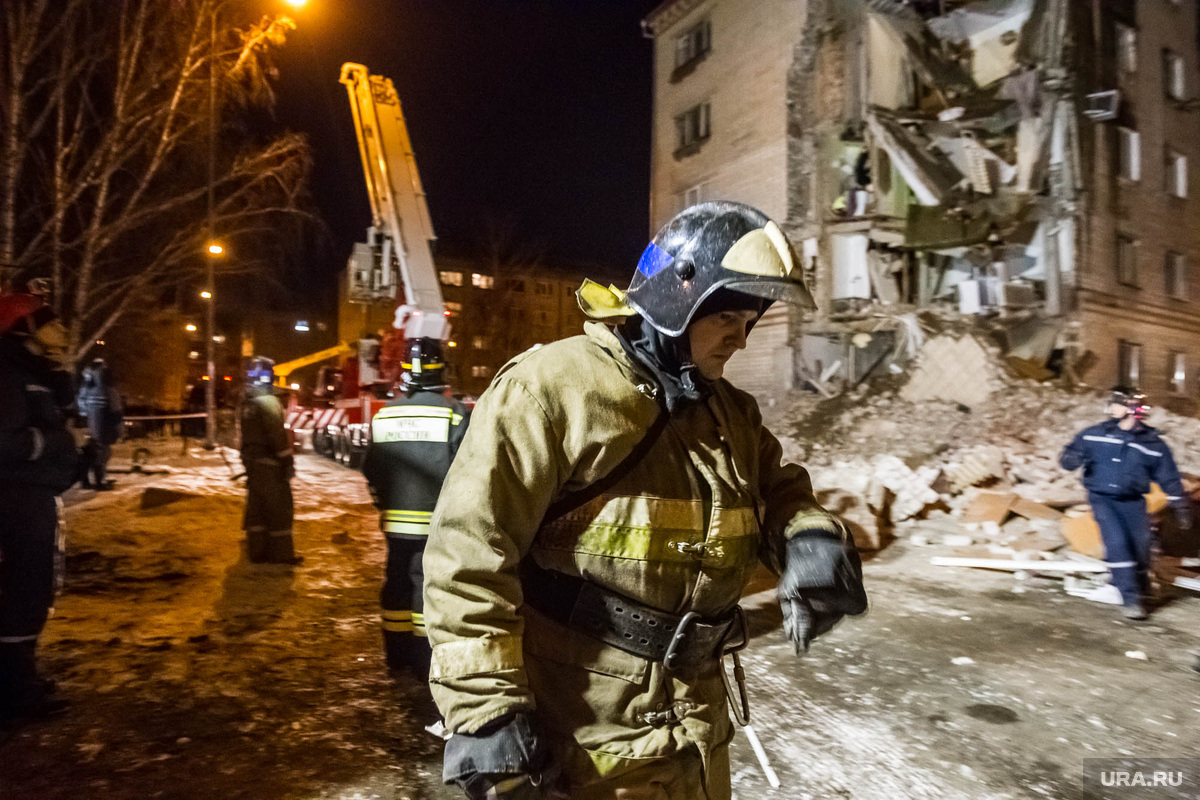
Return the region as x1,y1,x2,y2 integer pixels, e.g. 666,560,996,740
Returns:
281,63,450,467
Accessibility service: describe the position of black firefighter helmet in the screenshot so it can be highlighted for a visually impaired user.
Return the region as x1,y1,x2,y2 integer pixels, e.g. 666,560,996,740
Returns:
1110,385,1149,418
622,201,816,337
401,337,446,391
245,356,276,396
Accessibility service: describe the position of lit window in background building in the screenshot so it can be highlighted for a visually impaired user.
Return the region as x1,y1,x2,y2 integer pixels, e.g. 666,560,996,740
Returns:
1116,23,1136,74
1165,148,1188,198
471,273,493,289
444,301,463,316
1164,49,1185,100
1170,352,1186,394
471,365,492,378
1118,127,1140,181
472,335,487,350
1166,251,1188,299
440,270,463,286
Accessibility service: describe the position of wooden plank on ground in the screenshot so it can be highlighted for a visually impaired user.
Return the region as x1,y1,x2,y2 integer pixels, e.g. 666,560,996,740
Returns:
962,491,1017,525
1009,496,1064,521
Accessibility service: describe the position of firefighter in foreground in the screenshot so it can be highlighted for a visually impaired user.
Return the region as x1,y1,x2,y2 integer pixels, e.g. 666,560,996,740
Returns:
238,358,299,565
424,202,868,799
362,338,469,677
1060,387,1191,620
0,293,78,719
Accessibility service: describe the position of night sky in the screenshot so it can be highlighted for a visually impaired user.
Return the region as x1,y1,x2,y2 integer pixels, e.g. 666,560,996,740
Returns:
274,0,662,304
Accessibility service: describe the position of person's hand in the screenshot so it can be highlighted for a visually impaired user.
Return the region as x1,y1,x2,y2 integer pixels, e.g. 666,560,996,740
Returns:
779,527,867,654
443,713,555,799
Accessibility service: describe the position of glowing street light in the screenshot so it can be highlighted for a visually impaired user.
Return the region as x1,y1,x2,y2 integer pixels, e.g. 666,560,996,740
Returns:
294,320,310,332
200,290,212,299
207,243,224,256
284,0,308,7
185,323,198,332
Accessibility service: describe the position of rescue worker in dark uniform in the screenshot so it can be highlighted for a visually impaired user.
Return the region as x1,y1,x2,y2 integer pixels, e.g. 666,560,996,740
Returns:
424,203,867,800
0,293,79,719
362,338,469,677
1060,387,1191,620
77,358,123,490
238,357,299,565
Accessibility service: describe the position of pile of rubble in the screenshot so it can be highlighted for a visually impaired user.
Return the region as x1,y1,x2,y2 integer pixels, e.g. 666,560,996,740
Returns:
780,330,1200,595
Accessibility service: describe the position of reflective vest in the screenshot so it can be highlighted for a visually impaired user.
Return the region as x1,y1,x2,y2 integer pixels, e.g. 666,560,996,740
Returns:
361,390,470,537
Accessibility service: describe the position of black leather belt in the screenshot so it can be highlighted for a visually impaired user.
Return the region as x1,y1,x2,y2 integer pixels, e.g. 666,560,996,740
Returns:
521,563,745,671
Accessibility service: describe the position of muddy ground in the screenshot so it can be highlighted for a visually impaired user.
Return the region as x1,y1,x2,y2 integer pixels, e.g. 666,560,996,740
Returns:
2,442,1198,799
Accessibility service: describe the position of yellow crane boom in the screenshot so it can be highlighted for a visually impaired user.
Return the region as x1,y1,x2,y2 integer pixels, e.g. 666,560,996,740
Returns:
273,343,354,386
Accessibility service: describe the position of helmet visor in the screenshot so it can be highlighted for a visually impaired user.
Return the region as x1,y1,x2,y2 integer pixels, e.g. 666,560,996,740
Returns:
721,277,816,311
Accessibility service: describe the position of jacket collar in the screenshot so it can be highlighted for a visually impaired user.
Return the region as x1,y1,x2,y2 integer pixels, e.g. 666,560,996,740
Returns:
584,321,659,390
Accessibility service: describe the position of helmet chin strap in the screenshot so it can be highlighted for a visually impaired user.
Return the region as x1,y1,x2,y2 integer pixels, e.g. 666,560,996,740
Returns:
616,316,712,412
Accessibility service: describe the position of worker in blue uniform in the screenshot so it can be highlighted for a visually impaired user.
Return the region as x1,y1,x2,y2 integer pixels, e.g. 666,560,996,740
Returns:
1060,387,1192,620
361,338,469,677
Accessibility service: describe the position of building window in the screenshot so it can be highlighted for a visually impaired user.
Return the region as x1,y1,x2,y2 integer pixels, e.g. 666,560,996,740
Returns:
1166,251,1188,299
675,103,711,155
472,273,494,289
471,335,487,350
1116,23,1137,74
683,182,706,208
1165,148,1188,198
674,19,711,69
470,365,492,379
444,301,462,315
533,281,553,296
1118,340,1143,387
1116,235,1138,286
1164,49,1186,100
1169,351,1187,394
1118,127,1140,181
439,270,463,287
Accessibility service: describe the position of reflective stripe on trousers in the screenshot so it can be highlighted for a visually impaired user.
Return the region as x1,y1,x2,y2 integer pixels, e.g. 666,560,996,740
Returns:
382,509,431,536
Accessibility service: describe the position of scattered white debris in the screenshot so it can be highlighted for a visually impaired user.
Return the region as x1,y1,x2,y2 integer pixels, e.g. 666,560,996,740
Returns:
951,657,975,666
1124,651,1149,661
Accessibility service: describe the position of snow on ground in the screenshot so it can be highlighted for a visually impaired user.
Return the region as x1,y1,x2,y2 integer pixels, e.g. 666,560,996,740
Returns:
3,435,1199,799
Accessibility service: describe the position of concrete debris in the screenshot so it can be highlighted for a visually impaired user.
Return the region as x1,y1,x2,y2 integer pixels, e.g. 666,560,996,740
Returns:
944,445,1006,492
899,334,1004,408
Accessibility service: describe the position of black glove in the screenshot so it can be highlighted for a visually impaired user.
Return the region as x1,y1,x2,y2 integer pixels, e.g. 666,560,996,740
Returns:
443,712,553,800
281,455,295,480
779,528,867,654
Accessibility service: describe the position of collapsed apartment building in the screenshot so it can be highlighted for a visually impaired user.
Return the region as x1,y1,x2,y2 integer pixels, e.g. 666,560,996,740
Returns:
644,0,1200,412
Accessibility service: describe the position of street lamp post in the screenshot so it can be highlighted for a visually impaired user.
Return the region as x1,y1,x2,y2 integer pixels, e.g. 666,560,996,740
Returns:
204,5,219,450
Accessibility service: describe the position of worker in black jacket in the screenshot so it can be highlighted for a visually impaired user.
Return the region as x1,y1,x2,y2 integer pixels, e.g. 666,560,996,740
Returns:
239,357,299,565
361,338,469,676
1060,387,1191,620
0,293,79,719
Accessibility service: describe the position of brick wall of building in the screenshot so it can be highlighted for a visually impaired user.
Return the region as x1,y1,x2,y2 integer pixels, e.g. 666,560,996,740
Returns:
647,0,807,398
648,0,806,230
1077,0,1200,404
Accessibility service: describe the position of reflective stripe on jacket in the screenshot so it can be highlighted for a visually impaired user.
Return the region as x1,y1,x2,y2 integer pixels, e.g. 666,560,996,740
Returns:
1060,419,1186,501
423,322,845,769
362,390,469,537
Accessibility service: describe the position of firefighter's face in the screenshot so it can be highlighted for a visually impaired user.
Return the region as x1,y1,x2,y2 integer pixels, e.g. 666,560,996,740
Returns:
687,309,757,380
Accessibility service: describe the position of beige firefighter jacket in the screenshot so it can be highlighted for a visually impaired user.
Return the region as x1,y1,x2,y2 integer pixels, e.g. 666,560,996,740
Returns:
424,321,845,778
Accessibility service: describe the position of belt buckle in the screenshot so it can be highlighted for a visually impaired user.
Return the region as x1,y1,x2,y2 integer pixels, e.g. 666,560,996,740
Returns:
662,611,701,671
